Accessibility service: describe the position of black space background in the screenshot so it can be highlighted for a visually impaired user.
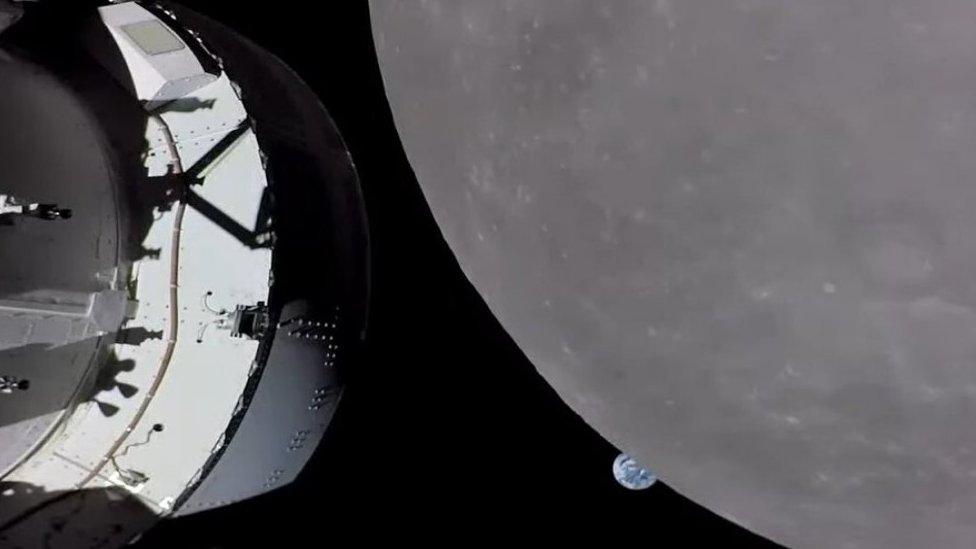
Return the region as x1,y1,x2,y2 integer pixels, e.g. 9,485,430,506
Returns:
134,2,779,546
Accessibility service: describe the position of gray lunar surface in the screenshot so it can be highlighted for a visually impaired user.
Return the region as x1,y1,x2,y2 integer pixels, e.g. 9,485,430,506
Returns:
371,2,976,547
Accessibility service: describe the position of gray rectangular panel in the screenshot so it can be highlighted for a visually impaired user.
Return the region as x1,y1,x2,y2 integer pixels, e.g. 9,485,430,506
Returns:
121,20,185,56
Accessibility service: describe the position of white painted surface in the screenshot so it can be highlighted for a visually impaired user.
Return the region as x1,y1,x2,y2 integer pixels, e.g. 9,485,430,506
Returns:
96,3,217,109
4,74,271,515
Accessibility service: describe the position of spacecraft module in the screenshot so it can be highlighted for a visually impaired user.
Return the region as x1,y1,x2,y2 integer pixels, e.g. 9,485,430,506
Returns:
0,2,368,546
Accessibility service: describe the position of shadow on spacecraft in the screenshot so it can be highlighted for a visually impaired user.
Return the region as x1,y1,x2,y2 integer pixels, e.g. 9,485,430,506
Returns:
0,2,367,546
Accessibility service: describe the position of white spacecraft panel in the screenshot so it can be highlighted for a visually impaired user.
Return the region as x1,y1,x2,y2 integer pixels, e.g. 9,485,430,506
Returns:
96,3,217,110
2,4,368,546
3,73,271,514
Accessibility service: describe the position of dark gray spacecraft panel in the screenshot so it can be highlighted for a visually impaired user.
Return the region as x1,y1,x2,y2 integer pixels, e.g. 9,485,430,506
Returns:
0,48,125,477
175,301,344,515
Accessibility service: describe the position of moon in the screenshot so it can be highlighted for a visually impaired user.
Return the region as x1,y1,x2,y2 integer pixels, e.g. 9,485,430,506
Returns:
371,1,976,547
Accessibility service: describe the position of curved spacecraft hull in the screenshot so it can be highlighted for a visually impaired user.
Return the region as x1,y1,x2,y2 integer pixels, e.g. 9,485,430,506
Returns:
371,2,976,548
0,3,367,547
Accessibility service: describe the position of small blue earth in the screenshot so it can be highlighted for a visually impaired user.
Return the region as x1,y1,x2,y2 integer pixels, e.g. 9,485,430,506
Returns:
613,453,657,490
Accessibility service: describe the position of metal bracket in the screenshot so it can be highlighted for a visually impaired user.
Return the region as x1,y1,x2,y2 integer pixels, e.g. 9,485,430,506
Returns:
229,302,268,340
